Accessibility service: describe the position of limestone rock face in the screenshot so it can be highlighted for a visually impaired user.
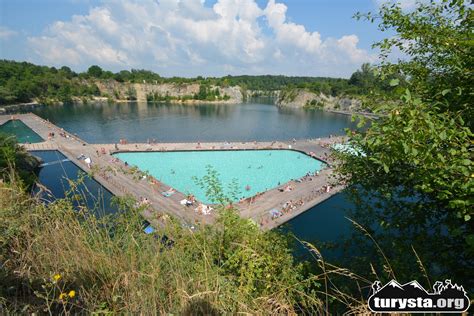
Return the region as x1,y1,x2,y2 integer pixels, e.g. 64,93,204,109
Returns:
95,80,243,103
276,88,363,112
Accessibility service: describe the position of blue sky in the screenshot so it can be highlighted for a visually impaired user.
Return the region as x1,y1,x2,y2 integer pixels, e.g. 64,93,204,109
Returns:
0,0,401,78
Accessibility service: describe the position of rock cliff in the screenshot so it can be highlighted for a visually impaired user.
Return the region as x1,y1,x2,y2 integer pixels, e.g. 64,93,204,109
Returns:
276,88,363,113
95,80,243,103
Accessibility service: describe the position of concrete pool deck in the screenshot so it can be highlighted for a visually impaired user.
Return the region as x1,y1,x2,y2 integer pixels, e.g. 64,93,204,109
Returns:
1,113,346,231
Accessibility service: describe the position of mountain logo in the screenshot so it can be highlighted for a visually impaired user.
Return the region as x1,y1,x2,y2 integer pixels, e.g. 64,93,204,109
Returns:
368,279,470,313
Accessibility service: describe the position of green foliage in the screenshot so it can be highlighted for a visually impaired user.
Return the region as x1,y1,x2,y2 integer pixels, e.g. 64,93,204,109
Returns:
125,86,137,101
193,165,241,205
0,59,403,106
304,99,324,110
0,133,38,187
193,85,226,101
356,0,473,126
0,166,322,314
336,0,474,291
0,60,100,105
87,65,103,78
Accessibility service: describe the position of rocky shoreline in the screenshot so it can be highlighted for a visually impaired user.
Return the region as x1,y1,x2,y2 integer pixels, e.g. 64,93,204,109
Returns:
1,86,377,118
0,102,44,114
275,88,377,118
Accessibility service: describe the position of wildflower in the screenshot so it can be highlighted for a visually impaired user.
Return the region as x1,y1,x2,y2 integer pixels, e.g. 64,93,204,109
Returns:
59,293,67,300
68,290,76,298
53,274,61,282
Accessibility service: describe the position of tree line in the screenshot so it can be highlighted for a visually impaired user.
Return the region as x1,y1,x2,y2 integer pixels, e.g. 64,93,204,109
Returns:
0,59,397,105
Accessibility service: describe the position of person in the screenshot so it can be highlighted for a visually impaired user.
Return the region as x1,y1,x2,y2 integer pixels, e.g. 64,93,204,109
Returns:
84,157,92,168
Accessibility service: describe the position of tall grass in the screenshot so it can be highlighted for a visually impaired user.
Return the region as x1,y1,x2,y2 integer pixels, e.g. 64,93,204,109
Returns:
0,174,325,314
0,166,445,314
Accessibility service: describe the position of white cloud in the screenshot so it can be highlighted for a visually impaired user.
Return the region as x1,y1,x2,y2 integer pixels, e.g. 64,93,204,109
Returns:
0,26,17,39
27,0,376,77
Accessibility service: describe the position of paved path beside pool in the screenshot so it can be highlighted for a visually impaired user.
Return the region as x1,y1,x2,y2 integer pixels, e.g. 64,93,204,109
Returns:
2,113,347,231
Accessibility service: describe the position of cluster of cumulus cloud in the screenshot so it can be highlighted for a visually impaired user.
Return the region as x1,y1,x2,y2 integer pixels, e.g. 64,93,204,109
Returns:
28,0,378,77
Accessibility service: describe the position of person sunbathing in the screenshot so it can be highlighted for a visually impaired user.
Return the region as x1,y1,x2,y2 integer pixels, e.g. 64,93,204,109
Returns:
162,189,175,197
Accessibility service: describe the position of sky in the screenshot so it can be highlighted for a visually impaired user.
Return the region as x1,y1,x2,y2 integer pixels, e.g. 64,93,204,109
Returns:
0,0,410,78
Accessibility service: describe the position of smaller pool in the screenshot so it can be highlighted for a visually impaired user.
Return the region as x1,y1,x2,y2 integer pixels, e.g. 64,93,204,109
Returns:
31,150,118,216
0,120,43,143
114,149,325,204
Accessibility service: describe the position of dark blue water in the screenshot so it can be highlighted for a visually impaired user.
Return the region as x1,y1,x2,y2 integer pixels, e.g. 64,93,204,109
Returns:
31,150,118,216
280,191,356,260
32,101,356,143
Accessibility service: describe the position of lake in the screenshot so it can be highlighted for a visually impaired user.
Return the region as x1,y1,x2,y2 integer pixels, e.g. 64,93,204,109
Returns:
32,100,358,258
32,100,356,143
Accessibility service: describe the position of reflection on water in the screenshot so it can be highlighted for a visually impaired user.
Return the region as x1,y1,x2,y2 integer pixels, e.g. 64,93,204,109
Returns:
33,100,356,143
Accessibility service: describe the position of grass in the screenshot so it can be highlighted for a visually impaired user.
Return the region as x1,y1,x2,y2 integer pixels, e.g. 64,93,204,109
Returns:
0,171,327,314
0,163,438,314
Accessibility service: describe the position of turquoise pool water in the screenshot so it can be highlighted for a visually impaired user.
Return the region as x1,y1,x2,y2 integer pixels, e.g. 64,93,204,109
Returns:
114,150,324,203
0,120,43,143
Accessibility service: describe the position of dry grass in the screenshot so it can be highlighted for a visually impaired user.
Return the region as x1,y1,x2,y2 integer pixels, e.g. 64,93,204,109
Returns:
0,178,326,314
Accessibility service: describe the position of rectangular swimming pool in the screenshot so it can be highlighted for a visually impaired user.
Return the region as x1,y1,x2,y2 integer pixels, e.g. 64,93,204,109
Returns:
0,120,43,143
31,150,118,216
113,150,325,204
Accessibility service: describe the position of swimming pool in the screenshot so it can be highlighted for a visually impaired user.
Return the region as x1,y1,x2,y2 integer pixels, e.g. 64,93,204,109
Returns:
0,120,43,143
31,150,118,216
113,150,325,204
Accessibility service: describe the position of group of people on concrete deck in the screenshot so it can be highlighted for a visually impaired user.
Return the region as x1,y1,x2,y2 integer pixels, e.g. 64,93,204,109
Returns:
282,199,304,213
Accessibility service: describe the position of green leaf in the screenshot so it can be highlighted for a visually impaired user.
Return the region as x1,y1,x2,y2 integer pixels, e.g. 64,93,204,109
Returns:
464,214,471,221
441,89,451,96
466,235,474,247
439,130,447,140
402,143,409,154
404,89,411,101
389,78,400,86
461,159,471,166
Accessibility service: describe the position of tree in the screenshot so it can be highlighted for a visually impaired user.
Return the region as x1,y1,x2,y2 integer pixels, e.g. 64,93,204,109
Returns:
336,0,473,290
348,63,377,93
59,66,74,79
87,65,103,78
